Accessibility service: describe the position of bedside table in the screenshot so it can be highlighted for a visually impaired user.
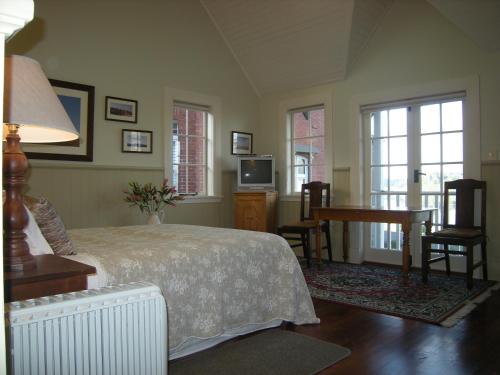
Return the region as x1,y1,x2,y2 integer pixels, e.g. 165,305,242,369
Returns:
4,254,96,302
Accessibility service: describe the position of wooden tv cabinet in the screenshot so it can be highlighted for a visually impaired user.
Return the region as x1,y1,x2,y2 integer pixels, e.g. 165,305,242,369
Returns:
234,191,277,233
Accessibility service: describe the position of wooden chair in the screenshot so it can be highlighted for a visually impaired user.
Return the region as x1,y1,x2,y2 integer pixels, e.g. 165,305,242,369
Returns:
421,179,487,289
277,181,332,266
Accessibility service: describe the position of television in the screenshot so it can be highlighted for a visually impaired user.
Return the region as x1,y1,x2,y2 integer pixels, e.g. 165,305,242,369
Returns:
237,156,275,191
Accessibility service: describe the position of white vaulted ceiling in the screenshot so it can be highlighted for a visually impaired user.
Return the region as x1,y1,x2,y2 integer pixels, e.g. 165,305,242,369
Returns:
201,0,500,96
201,0,394,95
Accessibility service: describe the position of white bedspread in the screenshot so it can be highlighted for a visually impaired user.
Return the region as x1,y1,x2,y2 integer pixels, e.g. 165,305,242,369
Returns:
67,224,319,357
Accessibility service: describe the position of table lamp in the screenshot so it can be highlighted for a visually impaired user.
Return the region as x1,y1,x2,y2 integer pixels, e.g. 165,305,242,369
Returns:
3,55,78,271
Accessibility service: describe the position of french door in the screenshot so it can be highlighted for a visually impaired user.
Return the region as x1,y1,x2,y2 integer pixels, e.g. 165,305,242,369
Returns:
363,95,466,268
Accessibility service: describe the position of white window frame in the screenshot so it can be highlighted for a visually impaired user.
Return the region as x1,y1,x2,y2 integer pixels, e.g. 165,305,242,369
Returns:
164,87,221,203
348,76,480,263
279,92,333,199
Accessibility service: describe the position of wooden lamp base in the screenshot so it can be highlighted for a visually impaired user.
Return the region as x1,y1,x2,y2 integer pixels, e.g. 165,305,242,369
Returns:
3,124,35,271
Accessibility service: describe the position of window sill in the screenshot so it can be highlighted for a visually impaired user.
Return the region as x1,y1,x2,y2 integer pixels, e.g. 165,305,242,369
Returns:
176,195,223,204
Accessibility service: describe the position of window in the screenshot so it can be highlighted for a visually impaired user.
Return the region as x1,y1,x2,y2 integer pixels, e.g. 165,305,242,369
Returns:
172,102,211,195
289,106,325,193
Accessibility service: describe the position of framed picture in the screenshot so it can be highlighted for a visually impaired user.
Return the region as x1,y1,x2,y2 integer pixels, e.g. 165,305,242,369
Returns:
231,131,253,155
105,96,138,123
122,129,152,153
24,79,95,162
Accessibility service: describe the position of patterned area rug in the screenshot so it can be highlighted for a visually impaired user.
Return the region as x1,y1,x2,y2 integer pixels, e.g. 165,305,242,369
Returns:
302,262,498,326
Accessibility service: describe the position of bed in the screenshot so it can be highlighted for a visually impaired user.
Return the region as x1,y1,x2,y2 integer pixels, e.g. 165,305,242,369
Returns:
63,224,319,359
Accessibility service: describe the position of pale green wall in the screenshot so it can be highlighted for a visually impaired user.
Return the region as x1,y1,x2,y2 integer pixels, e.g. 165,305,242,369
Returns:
25,165,236,229
6,0,259,227
260,0,500,279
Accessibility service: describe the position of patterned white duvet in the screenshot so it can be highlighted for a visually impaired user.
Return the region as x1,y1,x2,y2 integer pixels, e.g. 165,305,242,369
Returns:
67,224,319,358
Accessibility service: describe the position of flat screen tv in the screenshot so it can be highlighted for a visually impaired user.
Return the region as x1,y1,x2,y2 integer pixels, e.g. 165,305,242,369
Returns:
237,156,275,191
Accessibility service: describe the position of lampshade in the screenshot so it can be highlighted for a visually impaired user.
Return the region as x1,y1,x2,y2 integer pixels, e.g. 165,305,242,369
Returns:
3,55,79,143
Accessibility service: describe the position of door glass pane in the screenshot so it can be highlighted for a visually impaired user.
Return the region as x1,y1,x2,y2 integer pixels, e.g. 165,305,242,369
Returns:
389,108,407,136
389,166,407,192
447,194,457,225
442,163,463,186
371,111,388,137
371,138,388,165
422,194,441,227
389,137,407,164
390,194,407,209
442,132,463,162
371,194,388,209
421,104,440,134
442,101,462,131
421,164,441,192
371,223,389,249
371,167,388,192
310,109,325,136
421,134,441,163
389,223,403,250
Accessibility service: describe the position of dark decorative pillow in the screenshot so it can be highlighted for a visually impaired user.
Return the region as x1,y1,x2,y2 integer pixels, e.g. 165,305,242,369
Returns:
24,196,77,255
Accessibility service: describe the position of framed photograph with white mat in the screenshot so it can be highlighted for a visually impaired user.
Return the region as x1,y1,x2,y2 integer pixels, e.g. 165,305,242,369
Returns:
231,131,253,155
105,96,138,123
122,129,152,153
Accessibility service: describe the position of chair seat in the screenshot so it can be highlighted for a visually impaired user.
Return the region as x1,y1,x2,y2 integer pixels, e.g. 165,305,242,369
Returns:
430,227,483,239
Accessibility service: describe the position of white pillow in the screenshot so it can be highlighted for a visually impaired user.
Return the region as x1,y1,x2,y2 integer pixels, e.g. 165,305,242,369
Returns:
24,206,54,255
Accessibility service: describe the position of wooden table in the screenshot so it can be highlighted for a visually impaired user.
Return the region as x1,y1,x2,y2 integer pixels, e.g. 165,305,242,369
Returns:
313,205,434,274
4,254,96,302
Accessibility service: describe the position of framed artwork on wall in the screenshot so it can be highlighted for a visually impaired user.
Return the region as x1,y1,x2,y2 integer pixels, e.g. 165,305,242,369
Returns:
105,96,138,123
231,131,253,155
122,129,152,153
23,79,95,162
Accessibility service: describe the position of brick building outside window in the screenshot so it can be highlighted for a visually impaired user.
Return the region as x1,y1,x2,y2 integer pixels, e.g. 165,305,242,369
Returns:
290,106,326,193
172,103,209,195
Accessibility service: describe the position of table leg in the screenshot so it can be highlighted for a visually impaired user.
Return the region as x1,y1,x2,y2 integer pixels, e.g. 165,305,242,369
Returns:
342,221,349,262
425,218,432,235
401,222,411,274
315,221,322,265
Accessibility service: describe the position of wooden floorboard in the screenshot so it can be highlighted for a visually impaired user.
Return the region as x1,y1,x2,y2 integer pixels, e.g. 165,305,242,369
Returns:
284,289,500,375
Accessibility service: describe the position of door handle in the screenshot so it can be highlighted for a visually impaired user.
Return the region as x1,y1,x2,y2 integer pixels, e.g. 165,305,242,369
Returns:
414,169,426,183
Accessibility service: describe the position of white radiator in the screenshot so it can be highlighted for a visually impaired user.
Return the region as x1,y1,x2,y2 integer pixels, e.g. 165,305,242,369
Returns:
5,282,168,375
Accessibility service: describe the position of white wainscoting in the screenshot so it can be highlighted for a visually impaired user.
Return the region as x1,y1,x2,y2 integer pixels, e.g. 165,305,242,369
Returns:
26,164,237,229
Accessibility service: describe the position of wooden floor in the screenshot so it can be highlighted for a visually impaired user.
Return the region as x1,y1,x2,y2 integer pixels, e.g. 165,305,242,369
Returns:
284,289,500,375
